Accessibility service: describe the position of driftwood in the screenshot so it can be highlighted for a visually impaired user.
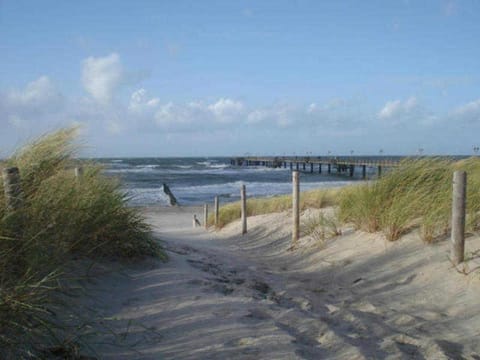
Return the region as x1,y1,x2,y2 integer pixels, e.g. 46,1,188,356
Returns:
162,183,178,206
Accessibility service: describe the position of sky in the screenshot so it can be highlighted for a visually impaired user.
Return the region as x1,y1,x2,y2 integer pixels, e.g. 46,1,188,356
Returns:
1,0,480,157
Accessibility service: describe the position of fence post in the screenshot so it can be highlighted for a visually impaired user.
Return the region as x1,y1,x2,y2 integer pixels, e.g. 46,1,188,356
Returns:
2,167,23,211
74,166,84,178
451,170,466,265
204,203,208,229
241,184,247,234
214,196,219,227
292,171,300,245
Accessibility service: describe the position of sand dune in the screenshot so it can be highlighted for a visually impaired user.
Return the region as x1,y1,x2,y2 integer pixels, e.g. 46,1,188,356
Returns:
79,206,480,359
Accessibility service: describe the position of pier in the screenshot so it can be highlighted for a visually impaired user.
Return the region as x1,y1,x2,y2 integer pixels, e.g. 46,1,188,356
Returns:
230,156,403,179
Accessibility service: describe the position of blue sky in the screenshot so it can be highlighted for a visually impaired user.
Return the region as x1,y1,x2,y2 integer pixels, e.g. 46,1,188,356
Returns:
1,0,480,156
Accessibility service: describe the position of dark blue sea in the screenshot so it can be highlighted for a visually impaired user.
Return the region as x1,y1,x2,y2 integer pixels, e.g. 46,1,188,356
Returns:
98,157,358,207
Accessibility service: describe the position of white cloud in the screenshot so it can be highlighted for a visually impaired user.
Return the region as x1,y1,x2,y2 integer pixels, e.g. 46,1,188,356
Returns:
82,53,123,104
128,88,160,112
207,98,244,123
5,76,62,109
452,98,480,123
378,96,418,120
0,76,64,129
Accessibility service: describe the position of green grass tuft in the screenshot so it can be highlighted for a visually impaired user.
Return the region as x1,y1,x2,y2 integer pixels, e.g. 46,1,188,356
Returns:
210,188,340,229
0,127,163,357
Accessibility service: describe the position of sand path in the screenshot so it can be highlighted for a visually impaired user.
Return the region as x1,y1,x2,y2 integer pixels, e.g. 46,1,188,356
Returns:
83,206,480,359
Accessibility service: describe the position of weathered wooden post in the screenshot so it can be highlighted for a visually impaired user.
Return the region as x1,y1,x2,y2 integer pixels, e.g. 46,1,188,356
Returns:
451,170,466,265
193,214,202,228
319,163,322,173
292,171,300,245
349,164,354,177
328,164,331,173
204,203,208,230
74,166,84,178
241,184,247,235
378,165,382,178
2,167,23,211
362,165,367,179
303,163,306,171
310,163,314,173
214,196,219,227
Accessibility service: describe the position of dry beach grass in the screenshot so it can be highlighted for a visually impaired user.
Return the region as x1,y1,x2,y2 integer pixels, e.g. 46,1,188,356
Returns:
0,128,162,358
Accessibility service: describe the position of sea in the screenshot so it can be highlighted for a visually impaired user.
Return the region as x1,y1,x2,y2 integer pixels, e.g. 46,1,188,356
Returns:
98,157,359,207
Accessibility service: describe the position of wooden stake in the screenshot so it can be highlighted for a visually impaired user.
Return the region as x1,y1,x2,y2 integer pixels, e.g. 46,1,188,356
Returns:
2,167,23,211
214,196,219,227
204,203,208,229
74,166,84,178
292,171,300,245
451,171,466,265
241,185,247,234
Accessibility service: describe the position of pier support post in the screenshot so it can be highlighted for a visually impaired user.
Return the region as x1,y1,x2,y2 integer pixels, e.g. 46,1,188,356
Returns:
214,196,219,227
349,165,354,177
310,163,313,173
303,163,306,171
296,163,299,171
319,164,322,173
241,185,247,235
451,171,466,265
2,167,23,211
204,203,208,229
328,164,331,174
290,162,293,170
362,165,366,179
378,166,382,178
292,171,300,246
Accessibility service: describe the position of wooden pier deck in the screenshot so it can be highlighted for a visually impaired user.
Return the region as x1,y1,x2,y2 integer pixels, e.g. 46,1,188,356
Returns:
230,156,402,178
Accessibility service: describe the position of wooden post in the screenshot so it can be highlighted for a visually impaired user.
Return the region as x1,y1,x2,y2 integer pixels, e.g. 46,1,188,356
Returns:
310,163,313,173
328,164,331,173
204,203,208,229
292,171,300,245
290,162,293,170
296,163,299,171
378,165,382,178
241,184,247,235
74,166,84,178
349,165,354,177
214,196,219,227
2,167,23,211
303,163,306,171
319,163,322,173
193,215,197,228
362,165,366,179
451,171,466,265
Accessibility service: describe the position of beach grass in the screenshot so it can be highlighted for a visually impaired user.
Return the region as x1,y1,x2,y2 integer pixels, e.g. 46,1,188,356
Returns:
213,157,480,244
209,187,340,228
338,157,480,242
0,127,163,357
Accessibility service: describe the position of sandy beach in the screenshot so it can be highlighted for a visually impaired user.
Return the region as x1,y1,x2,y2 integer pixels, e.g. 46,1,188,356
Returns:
75,205,480,359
